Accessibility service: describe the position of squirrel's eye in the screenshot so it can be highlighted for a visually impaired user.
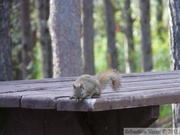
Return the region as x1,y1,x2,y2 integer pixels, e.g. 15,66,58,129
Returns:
81,92,84,96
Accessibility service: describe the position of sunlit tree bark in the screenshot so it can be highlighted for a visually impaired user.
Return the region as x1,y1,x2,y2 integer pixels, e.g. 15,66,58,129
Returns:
169,0,180,133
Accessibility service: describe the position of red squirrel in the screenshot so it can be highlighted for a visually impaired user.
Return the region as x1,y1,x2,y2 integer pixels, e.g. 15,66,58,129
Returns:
70,69,121,100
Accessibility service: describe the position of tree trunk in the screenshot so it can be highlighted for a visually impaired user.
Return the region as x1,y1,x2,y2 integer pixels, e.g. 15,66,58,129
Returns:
10,0,23,80
0,0,12,81
139,0,153,72
20,0,33,79
156,0,163,23
156,0,163,38
35,0,52,78
49,0,82,77
81,0,95,75
124,0,136,73
169,0,180,132
104,0,118,69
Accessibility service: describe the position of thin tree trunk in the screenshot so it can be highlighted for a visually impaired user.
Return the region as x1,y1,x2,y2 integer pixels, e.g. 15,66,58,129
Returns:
169,0,180,70
0,0,12,81
139,0,153,72
10,0,23,80
156,0,163,38
81,0,95,75
124,0,136,73
49,0,82,77
104,0,118,69
35,0,52,78
169,0,180,132
156,0,163,23
20,0,33,79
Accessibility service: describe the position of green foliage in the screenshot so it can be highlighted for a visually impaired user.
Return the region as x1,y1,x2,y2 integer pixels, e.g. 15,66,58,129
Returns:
94,1,106,37
94,36,108,73
151,0,170,71
10,0,43,80
159,105,172,119
27,1,43,79
94,1,107,73
152,30,170,71
27,43,43,79
94,0,170,73
116,32,125,72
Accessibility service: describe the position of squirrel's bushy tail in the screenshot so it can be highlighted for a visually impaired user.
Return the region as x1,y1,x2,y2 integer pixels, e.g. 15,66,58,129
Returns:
96,69,121,91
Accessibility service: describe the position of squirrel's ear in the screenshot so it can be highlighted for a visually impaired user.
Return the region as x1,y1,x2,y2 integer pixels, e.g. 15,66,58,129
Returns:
73,84,76,89
80,83,84,89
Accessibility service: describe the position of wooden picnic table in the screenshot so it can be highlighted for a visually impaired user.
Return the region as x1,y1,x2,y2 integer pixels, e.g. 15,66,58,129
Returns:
0,70,180,135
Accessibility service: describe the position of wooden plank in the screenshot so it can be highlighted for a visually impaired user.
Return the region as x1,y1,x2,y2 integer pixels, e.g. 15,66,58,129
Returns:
18,80,180,110
1,74,179,94
0,88,71,108
122,77,180,87
0,76,178,97
122,74,180,83
122,70,180,77
0,76,76,86
0,76,179,98
0,81,72,94
0,94,20,108
0,75,180,109
116,81,180,93
0,70,179,86
0,73,179,95
84,110,121,135
0,107,158,135
21,95,57,109
44,110,84,135
57,86,180,111
100,77,180,94
21,90,71,109
0,70,180,110
0,76,179,109
75,113,93,135
0,71,180,94
119,106,159,135
0,70,179,87
74,106,159,135
0,71,180,93
2,109,44,135
0,108,10,133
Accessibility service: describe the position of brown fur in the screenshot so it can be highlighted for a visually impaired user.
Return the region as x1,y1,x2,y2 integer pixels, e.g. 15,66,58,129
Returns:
96,69,121,91
70,69,121,100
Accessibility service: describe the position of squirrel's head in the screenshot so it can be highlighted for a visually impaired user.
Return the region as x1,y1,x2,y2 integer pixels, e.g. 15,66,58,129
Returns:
73,82,86,100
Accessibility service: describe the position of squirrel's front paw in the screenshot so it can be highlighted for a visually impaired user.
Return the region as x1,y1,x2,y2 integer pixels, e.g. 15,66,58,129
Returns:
92,95,100,98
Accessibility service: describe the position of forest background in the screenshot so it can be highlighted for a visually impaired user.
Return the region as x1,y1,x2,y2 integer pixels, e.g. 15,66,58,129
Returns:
3,0,171,127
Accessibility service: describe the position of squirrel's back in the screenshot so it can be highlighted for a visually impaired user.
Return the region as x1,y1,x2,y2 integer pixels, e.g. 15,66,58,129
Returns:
96,69,121,91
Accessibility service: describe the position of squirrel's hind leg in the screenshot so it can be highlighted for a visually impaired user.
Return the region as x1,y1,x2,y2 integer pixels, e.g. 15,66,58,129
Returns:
85,88,101,99
91,87,101,98
85,92,95,99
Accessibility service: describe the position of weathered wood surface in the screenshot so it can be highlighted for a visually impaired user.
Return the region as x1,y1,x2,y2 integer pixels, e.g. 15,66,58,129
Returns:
0,71,180,111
